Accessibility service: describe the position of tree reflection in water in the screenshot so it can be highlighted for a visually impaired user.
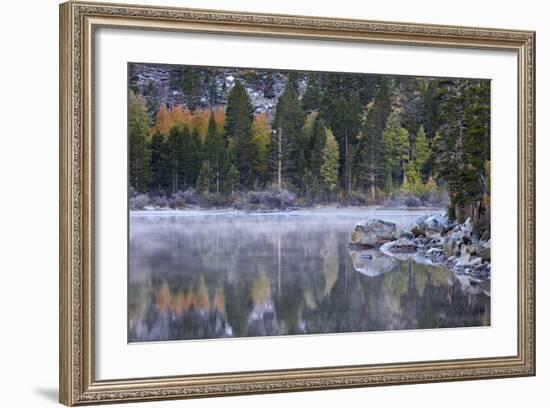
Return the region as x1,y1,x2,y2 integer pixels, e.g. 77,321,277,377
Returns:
128,211,490,342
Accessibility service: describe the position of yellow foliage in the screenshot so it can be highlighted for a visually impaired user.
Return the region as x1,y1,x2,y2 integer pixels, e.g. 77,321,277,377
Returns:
251,273,271,306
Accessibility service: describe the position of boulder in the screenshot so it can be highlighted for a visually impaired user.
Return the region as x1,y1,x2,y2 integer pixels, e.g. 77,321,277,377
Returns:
477,240,491,262
380,238,419,260
411,214,450,237
348,248,397,277
444,237,460,257
463,240,490,262
381,238,419,253
350,218,397,247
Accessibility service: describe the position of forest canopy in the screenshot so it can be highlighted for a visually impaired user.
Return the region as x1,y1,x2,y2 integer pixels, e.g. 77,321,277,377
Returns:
128,64,490,224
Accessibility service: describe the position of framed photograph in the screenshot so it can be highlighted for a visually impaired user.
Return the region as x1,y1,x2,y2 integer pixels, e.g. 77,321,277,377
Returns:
59,1,536,405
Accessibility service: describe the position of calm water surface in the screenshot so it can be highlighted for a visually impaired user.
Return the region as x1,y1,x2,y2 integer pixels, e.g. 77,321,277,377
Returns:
128,209,490,342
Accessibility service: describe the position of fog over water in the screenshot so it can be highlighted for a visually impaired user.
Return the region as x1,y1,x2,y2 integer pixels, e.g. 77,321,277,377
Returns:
128,209,490,342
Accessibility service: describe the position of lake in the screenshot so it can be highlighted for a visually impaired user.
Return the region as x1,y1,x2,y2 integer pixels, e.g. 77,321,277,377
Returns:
128,208,490,342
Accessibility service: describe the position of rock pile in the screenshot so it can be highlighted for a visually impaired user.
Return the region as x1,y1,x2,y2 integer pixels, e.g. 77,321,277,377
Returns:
349,214,491,285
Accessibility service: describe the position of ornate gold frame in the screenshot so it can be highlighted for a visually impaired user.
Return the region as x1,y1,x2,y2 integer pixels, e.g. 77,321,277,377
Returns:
59,1,536,405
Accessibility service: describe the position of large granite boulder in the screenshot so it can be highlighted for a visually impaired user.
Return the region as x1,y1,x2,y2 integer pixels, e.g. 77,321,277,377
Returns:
350,218,397,247
380,238,420,260
348,248,397,277
411,214,451,237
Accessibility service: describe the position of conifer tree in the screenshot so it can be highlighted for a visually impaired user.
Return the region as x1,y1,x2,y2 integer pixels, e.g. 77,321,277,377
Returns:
129,91,151,192
413,125,431,179
356,79,392,200
263,72,275,98
269,80,305,187
321,129,340,194
383,112,410,190
224,164,240,194
149,130,169,191
234,93,255,187
309,115,327,178
434,79,490,222
166,125,186,193
182,67,202,110
403,161,423,195
203,112,226,193
251,114,272,187
208,75,218,106
196,161,214,192
302,73,321,112
224,80,255,187
188,128,204,185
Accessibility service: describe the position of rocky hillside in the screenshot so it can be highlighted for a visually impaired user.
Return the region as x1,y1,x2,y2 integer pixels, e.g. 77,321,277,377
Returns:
129,63,307,118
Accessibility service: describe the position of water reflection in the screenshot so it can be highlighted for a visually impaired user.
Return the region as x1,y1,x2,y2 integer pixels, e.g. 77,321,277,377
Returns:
128,210,490,342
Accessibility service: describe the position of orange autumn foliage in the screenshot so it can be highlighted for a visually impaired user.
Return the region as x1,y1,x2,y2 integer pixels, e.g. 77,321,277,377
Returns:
150,105,226,141
154,104,172,135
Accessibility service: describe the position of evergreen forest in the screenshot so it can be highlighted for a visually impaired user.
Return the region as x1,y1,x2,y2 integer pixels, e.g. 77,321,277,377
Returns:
129,64,490,224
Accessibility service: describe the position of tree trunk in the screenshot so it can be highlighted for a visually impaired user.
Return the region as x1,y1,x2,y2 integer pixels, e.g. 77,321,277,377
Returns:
345,128,351,197
278,126,282,188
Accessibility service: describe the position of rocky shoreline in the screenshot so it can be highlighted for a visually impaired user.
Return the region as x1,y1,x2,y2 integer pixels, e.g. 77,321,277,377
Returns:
349,214,491,295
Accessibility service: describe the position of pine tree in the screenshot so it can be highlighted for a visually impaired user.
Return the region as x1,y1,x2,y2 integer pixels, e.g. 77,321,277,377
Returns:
142,80,161,123
419,78,445,140
196,161,214,192
166,125,186,193
302,73,321,112
321,129,340,194
233,90,255,187
182,67,202,110
337,92,362,195
178,125,192,188
395,77,422,142
129,91,151,192
149,130,169,191
383,112,410,190
251,114,272,187
462,81,491,220
263,72,275,98
309,115,327,178
403,161,423,195
224,81,255,187
203,112,226,193
287,72,299,93
224,164,240,194
208,74,218,106
356,79,392,200
413,125,430,179
269,80,305,187
434,79,490,222
189,127,203,186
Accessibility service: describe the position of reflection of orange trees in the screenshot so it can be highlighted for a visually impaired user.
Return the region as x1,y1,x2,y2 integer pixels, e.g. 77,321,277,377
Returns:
172,292,192,315
212,290,226,315
155,282,172,313
196,275,210,310
153,277,227,317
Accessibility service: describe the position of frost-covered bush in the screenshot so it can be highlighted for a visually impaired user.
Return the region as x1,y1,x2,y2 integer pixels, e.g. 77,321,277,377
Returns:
254,186,297,209
347,190,370,206
150,194,168,208
182,189,200,205
129,194,150,210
